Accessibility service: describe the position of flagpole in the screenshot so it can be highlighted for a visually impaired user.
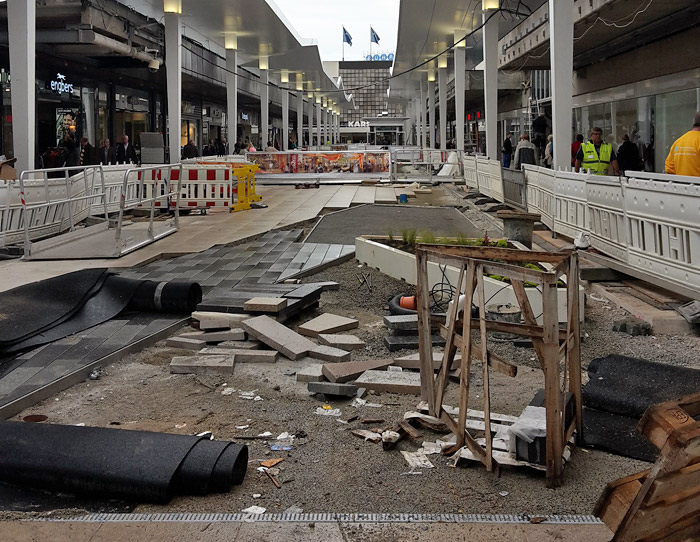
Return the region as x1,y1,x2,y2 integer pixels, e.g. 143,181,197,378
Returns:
369,25,371,60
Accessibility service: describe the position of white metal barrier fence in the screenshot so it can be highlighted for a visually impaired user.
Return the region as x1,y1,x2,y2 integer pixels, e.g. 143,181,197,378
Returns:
463,157,700,298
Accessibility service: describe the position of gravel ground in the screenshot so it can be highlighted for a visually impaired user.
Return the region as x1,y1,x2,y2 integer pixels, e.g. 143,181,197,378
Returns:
4,186,699,520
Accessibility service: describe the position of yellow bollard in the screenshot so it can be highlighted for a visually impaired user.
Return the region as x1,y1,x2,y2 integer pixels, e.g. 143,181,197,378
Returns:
230,164,261,212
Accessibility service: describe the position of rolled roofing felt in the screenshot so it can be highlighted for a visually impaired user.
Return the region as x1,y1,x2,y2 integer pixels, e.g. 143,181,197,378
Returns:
0,421,248,503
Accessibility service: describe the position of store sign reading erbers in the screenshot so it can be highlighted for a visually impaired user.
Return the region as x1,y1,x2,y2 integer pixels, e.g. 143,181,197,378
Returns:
50,73,73,94
345,121,369,128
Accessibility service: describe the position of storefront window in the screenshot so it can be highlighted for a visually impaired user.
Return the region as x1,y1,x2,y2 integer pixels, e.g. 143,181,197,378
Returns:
656,88,697,173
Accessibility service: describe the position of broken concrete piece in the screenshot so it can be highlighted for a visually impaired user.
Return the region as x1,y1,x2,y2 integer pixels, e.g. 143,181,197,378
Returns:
241,315,316,360
199,348,278,363
217,340,262,350
400,450,434,469
297,313,359,338
612,316,652,336
180,329,246,342
243,297,288,313
191,311,249,330
165,336,206,350
317,333,366,351
296,364,326,382
309,345,351,363
383,334,445,352
322,359,393,383
354,370,422,395
170,355,234,375
308,381,358,397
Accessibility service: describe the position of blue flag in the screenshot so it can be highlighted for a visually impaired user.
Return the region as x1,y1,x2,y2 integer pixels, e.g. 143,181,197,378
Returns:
370,27,380,44
343,27,353,46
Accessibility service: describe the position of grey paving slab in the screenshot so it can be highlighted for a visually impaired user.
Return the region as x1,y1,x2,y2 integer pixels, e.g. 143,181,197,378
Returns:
298,313,359,337
305,204,480,244
241,315,316,360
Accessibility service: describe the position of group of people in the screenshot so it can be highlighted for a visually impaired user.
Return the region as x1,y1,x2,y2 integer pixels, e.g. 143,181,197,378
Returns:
181,138,228,160
500,111,700,178
58,134,139,167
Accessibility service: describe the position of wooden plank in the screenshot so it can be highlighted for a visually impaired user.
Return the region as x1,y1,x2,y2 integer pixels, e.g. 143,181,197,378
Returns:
398,419,423,440
476,270,494,472
639,402,699,451
598,480,643,533
445,331,517,377
647,461,700,506
433,264,465,413
567,253,583,439
639,514,700,542
416,250,435,407
511,278,546,371
456,264,477,449
627,489,700,541
449,320,569,340
542,275,563,488
417,245,571,264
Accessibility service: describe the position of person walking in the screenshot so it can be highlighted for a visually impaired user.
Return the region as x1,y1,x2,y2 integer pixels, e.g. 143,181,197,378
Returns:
574,127,620,175
571,134,584,167
78,137,96,166
502,132,513,168
617,134,642,174
115,134,139,164
512,134,537,169
544,134,554,168
665,112,700,177
182,139,198,159
97,138,114,165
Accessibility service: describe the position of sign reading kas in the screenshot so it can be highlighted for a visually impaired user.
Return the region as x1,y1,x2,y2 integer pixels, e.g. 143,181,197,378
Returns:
50,73,74,94
346,121,369,128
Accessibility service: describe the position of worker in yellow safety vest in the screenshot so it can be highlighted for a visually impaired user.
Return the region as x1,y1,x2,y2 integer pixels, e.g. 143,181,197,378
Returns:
574,127,620,176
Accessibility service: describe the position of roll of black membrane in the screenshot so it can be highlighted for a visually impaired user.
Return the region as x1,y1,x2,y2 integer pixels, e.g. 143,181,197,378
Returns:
126,280,202,314
0,421,248,503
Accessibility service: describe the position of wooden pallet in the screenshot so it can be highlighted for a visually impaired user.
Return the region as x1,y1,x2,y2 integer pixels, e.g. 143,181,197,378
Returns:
595,392,700,542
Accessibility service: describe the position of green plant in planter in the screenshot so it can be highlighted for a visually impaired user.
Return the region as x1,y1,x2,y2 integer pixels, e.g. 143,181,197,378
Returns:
496,239,508,248
401,228,417,246
387,228,394,241
419,230,436,244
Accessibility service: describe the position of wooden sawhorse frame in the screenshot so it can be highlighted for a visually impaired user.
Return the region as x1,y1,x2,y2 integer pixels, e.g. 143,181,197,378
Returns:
415,245,581,487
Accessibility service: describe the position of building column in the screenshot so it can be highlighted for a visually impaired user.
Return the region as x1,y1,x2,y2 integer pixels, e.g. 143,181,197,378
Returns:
164,11,182,163
7,0,36,174
419,84,426,148
438,68,447,150
297,93,303,149
260,69,269,148
428,79,436,149
483,7,499,159
454,44,466,152
315,102,321,147
282,89,289,150
225,48,237,152
549,0,574,170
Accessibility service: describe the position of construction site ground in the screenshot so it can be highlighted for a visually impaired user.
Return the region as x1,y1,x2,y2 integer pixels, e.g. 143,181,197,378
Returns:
2,184,699,540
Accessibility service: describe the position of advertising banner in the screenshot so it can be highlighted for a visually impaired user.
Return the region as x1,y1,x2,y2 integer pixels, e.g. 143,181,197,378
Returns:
248,151,390,174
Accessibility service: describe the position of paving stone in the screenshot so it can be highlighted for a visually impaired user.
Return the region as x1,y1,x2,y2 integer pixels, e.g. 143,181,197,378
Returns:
180,329,246,342
216,340,262,349
170,355,234,375
307,381,358,397
613,316,652,336
317,333,366,351
321,359,393,383
383,314,419,331
309,345,351,363
393,352,461,370
383,334,446,352
191,311,249,330
354,370,422,395
297,313,359,338
296,364,326,382
199,347,279,363
165,336,207,350
241,315,316,360
243,297,288,313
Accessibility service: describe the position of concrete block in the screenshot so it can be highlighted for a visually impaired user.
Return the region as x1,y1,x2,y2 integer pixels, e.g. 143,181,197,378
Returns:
393,352,460,370
309,345,351,363
199,347,279,363
296,364,326,382
243,297,288,313
383,334,445,352
217,340,262,350
383,314,419,331
308,381,358,397
242,315,316,360
354,370,421,395
180,329,247,342
165,336,206,350
317,333,366,351
297,313,359,338
322,359,393,383
170,355,234,375
191,311,249,330
613,316,652,336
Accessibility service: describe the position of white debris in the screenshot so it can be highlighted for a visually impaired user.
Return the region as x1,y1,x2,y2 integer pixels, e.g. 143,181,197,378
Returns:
242,505,266,514
257,431,273,437
351,398,382,408
221,387,236,396
400,450,434,470
315,407,342,416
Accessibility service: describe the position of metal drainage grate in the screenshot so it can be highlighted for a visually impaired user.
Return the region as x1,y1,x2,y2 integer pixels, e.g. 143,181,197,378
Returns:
51,513,603,525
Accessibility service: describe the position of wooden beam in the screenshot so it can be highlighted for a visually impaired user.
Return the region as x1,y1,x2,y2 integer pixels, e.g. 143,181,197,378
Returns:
567,253,583,439
416,250,435,408
456,264,477,450
476,270,494,472
417,245,571,264
444,331,517,377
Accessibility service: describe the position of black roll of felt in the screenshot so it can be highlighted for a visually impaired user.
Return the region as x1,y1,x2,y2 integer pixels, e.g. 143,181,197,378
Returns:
0,421,248,503
126,280,202,314
583,355,700,418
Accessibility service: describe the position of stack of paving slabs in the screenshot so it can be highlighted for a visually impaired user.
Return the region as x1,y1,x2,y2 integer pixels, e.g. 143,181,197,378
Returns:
382,314,445,352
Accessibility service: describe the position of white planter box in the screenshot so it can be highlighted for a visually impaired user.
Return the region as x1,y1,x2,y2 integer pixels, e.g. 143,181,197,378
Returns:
355,236,583,323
